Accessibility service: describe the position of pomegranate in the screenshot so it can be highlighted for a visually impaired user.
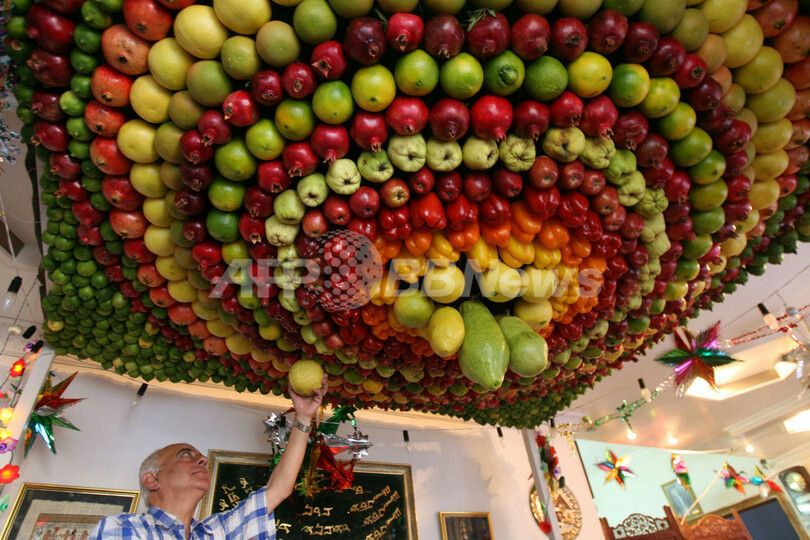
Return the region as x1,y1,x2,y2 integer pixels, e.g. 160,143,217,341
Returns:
429,99,470,141
550,91,583,128
385,97,429,135
510,14,550,61
180,162,215,191
621,21,658,63
753,0,798,38
587,9,627,55
79,226,105,246
580,96,617,139
91,137,133,175
50,152,81,180
108,211,146,239
244,186,275,218
182,218,207,243
470,96,513,141
612,110,649,150
642,157,674,188
101,24,150,76
222,90,258,127
91,65,133,107
697,103,734,135
513,100,550,140
84,100,127,137
724,150,750,176
386,13,423,53
41,0,84,13
350,112,388,151
72,200,106,227
281,63,317,99
25,4,76,54
197,110,232,146
173,189,206,216
102,175,145,211
311,124,350,163
27,48,72,88
549,17,587,61
239,213,266,244
282,142,319,177
57,178,88,202
257,160,292,193
249,69,284,106
31,90,65,123
635,134,668,168
647,36,685,77
424,14,464,59
123,0,173,41
310,41,347,81
343,17,386,65
687,77,723,111
465,11,510,58
672,53,707,90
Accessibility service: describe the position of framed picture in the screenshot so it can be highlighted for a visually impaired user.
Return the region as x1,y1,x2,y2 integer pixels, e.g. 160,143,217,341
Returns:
200,450,418,539
661,480,702,518
439,512,493,540
0,483,140,539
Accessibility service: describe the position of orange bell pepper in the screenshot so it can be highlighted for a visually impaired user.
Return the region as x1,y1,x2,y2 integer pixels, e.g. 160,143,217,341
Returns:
569,235,591,258
362,303,389,326
480,220,511,248
447,222,480,252
373,232,401,263
538,217,569,249
560,244,582,267
404,228,432,256
511,200,543,238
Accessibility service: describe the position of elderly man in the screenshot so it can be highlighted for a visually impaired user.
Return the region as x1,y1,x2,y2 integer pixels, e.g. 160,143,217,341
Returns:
90,377,327,539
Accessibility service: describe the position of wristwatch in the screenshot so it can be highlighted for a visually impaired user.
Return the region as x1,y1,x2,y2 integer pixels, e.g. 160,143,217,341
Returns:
292,417,312,433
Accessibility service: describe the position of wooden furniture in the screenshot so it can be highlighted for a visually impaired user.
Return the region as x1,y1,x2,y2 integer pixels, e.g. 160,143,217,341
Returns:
600,508,684,539
667,506,753,540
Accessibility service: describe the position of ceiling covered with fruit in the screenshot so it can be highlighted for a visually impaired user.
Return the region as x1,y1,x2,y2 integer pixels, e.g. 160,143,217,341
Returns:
2,0,809,428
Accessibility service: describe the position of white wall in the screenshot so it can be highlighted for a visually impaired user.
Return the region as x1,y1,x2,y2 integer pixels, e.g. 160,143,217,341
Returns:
0,365,602,539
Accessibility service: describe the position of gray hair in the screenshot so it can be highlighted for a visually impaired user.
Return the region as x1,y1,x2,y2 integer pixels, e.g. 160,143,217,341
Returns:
138,447,163,506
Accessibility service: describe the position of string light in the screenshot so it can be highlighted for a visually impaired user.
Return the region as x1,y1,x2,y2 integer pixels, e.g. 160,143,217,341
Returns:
638,378,652,403
0,407,12,426
130,383,148,409
0,277,21,312
6,324,21,336
402,430,410,452
758,304,781,331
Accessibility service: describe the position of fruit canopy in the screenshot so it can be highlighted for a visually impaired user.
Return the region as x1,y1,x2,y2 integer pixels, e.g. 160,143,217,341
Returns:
8,0,810,428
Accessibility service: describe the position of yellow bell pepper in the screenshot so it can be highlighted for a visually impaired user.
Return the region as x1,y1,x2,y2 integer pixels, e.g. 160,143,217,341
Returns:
369,271,400,305
392,249,429,283
532,242,562,269
466,236,499,273
425,232,460,267
549,298,568,321
499,235,535,268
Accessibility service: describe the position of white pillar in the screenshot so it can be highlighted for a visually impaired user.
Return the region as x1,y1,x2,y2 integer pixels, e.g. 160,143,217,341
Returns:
522,428,562,540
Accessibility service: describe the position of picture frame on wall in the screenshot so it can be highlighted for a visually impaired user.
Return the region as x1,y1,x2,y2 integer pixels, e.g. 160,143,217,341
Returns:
439,512,493,540
661,479,702,518
0,483,140,539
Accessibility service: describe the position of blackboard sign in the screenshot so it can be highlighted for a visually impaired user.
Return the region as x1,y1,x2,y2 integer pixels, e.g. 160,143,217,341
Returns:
199,451,418,540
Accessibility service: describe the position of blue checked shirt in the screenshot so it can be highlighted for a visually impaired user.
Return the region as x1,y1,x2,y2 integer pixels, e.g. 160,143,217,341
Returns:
89,487,276,539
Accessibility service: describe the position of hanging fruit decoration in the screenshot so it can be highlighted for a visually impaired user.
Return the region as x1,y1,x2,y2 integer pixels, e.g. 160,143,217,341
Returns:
5,0,810,428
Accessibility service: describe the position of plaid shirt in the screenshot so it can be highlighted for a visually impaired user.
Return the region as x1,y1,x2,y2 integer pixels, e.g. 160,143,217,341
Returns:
89,487,276,539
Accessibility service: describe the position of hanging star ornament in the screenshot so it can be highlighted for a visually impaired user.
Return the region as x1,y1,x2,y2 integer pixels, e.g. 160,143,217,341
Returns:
720,463,750,494
672,454,691,490
596,449,636,488
24,372,84,455
750,466,782,498
656,322,739,394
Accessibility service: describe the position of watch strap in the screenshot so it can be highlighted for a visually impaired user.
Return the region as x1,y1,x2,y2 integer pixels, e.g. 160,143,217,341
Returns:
292,417,312,433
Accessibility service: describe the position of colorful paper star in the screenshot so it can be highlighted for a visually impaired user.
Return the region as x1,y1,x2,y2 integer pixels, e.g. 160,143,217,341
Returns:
720,463,749,494
656,323,739,393
597,449,635,488
750,466,782,497
672,454,691,490
0,464,19,484
24,372,84,455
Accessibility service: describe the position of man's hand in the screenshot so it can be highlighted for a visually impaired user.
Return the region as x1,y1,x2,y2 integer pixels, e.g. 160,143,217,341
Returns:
289,374,328,423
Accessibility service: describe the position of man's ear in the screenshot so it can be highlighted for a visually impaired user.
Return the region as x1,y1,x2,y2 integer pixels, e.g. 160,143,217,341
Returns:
142,471,160,491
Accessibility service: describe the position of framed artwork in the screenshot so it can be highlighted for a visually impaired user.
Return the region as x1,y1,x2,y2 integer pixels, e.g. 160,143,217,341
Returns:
200,450,418,539
0,483,140,540
661,480,702,518
439,512,493,540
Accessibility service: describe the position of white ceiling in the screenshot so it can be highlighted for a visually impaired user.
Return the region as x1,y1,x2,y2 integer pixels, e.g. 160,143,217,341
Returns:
2,110,810,462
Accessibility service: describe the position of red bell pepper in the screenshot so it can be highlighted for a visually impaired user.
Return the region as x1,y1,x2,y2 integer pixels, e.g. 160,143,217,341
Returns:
379,206,412,240
480,220,511,248
410,193,446,230
523,185,560,221
556,191,589,228
447,222,480,251
446,194,478,231
577,210,603,242
347,217,377,240
479,192,512,226
404,228,433,256
591,232,622,258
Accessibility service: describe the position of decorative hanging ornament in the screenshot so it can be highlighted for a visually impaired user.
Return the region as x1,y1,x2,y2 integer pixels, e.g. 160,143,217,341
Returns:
0,464,18,484
720,463,749,494
749,466,782,498
671,454,691,490
656,322,739,395
597,449,635,489
24,372,84,455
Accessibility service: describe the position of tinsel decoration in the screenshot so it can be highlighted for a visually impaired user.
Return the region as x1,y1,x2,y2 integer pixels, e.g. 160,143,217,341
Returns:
671,454,691,490
597,449,635,489
24,372,84,455
534,433,561,534
656,323,739,395
720,463,749,494
750,466,782,498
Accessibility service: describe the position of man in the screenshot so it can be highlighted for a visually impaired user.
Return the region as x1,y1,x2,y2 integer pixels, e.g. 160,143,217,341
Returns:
90,377,327,539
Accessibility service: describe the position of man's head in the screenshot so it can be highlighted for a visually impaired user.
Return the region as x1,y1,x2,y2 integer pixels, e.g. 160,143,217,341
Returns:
139,443,211,507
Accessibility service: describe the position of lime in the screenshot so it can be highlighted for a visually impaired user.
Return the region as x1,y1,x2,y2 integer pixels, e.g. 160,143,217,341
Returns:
638,77,680,118
208,177,246,211
567,52,613,98
289,359,324,396
351,65,397,112
483,50,525,97
393,289,435,328
439,53,484,100
312,81,354,124
274,98,315,141
689,150,726,185
670,127,712,167
394,49,440,97
524,55,567,101
608,64,650,108
656,102,696,141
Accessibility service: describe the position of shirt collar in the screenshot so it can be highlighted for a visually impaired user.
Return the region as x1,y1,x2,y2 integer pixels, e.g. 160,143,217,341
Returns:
147,506,214,534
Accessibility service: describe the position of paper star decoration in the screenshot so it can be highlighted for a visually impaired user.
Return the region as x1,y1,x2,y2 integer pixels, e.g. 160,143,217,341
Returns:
672,453,691,490
24,372,84,456
721,463,749,494
656,323,739,393
750,466,782,498
597,449,635,489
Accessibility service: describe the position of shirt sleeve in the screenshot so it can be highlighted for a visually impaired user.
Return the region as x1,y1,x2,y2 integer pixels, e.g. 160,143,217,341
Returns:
206,487,277,539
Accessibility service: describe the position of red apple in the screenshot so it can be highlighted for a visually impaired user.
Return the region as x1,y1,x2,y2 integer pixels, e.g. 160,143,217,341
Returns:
591,185,620,214
463,172,493,202
435,171,462,202
349,186,381,218
323,194,351,225
492,168,523,198
380,178,410,207
557,161,584,190
620,212,645,238
580,169,606,196
527,155,558,188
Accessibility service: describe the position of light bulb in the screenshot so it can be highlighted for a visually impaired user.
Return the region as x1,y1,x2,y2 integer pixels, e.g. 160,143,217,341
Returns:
0,277,21,312
638,378,652,402
668,437,678,445
758,303,781,331
130,383,148,409
7,324,22,336
745,444,755,453
626,428,637,440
